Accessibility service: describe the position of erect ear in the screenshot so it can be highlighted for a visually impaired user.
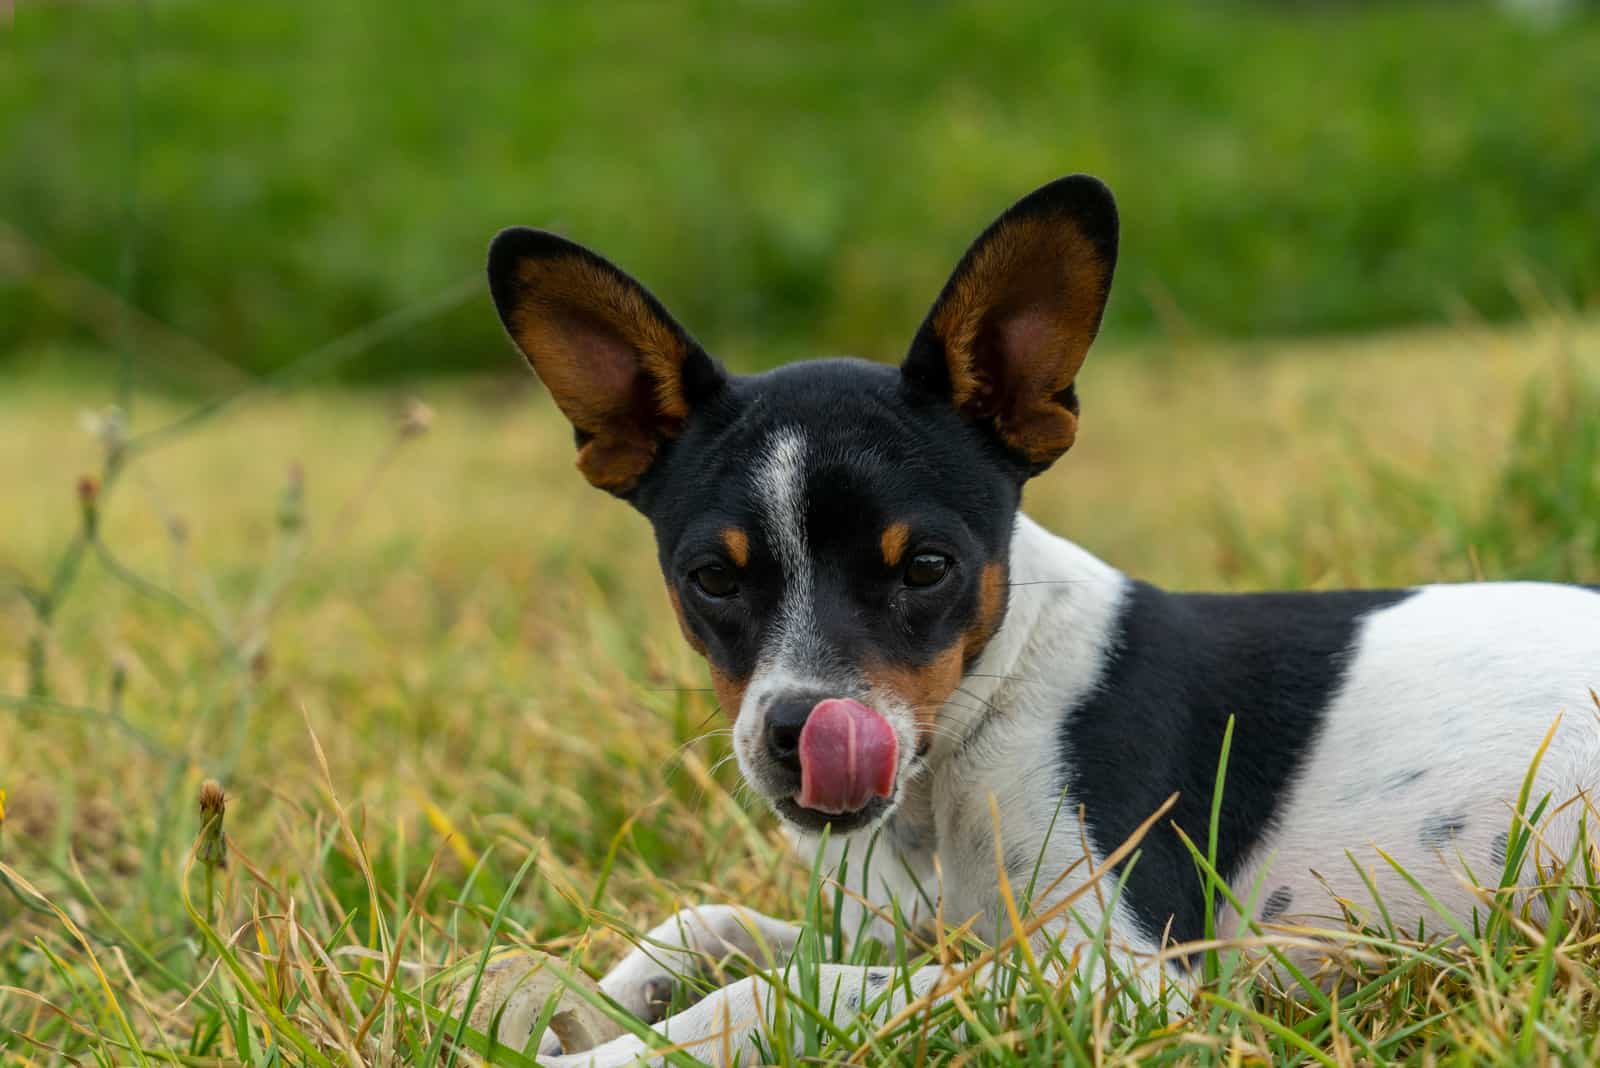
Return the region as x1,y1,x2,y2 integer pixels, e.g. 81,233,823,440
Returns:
488,228,725,495
901,175,1118,475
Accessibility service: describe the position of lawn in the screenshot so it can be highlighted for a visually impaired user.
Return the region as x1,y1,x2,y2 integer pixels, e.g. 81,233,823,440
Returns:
3,313,1599,1064
4,0,1599,379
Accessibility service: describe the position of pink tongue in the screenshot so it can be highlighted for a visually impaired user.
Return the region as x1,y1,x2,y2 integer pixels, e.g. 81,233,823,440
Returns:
796,699,899,815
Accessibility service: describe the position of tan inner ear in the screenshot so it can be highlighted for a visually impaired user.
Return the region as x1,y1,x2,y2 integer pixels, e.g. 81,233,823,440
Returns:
930,219,1109,465
505,256,690,492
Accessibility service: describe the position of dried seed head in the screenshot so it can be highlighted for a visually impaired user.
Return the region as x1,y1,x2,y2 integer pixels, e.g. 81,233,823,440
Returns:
398,398,434,439
199,780,226,818
197,779,228,868
77,475,99,534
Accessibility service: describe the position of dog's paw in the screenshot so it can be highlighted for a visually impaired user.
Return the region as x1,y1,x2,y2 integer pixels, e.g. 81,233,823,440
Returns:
598,950,683,1024
446,949,625,1055
614,974,675,1024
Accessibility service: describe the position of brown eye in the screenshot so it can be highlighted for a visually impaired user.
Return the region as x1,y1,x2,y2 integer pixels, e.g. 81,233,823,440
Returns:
904,552,951,589
691,563,739,599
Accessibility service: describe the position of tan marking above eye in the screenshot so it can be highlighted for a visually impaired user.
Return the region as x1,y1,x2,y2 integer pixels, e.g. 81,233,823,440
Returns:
721,527,750,567
880,521,911,568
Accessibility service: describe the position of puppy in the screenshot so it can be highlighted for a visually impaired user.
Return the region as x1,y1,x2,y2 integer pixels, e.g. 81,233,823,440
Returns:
487,176,1600,1066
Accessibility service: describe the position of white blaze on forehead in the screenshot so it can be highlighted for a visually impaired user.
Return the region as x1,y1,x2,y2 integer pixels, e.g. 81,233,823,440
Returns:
750,427,824,681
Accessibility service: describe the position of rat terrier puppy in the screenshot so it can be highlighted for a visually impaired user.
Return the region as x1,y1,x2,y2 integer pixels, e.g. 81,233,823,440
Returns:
487,175,1600,1066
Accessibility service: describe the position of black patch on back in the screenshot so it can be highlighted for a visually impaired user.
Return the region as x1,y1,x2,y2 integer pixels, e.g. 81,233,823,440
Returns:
866,971,888,990
1056,581,1413,945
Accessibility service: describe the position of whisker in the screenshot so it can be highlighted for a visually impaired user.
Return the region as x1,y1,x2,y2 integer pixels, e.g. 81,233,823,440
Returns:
1005,579,1092,588
667,726,735,762
952,686,1006,719
962,672,1050,685
706,752,741,778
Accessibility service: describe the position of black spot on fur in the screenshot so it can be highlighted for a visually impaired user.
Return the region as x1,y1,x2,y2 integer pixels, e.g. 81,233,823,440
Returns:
1056,582,1413,946
867,972,888,990
1420,813,1469,850
1490,830,1510,868
1382,768,1428,792
845,992,859,1010
1260,886,1294,922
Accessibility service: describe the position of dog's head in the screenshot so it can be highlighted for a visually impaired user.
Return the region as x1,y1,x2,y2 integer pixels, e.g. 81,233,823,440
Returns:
489,176,1117,835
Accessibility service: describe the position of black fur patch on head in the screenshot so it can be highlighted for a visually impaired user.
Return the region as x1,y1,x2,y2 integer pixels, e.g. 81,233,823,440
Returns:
640,358,1022,704
1056,582,1413,946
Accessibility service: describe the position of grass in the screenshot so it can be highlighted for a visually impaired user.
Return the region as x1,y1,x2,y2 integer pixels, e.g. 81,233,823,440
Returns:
2,308,1599,1064
4,0,1600,380
6,2,1600,1060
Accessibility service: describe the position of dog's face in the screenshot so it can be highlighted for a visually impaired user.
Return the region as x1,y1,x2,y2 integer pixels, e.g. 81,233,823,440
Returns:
489,176,1117,835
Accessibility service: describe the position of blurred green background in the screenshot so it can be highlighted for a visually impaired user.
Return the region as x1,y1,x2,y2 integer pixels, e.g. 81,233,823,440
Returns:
3,0,1598,382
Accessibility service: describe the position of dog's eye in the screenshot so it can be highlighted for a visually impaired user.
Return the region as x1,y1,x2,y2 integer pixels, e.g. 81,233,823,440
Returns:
691,563,740,599
903,553,951,589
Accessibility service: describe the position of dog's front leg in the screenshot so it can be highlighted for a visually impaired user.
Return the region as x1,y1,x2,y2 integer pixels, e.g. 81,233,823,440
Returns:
545,962,953,1068
546,939,1186,1066
595,905,802,1024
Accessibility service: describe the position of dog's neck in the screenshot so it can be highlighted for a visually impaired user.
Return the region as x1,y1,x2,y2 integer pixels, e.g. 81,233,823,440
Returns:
926,512,1126,764
819,513,1128,938
839,514,1127,844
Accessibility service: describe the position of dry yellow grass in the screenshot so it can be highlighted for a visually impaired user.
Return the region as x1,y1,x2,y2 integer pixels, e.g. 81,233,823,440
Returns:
1,314,1597,1063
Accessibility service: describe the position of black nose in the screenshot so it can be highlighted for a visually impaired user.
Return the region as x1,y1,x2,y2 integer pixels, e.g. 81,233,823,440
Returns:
764,696,821,774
